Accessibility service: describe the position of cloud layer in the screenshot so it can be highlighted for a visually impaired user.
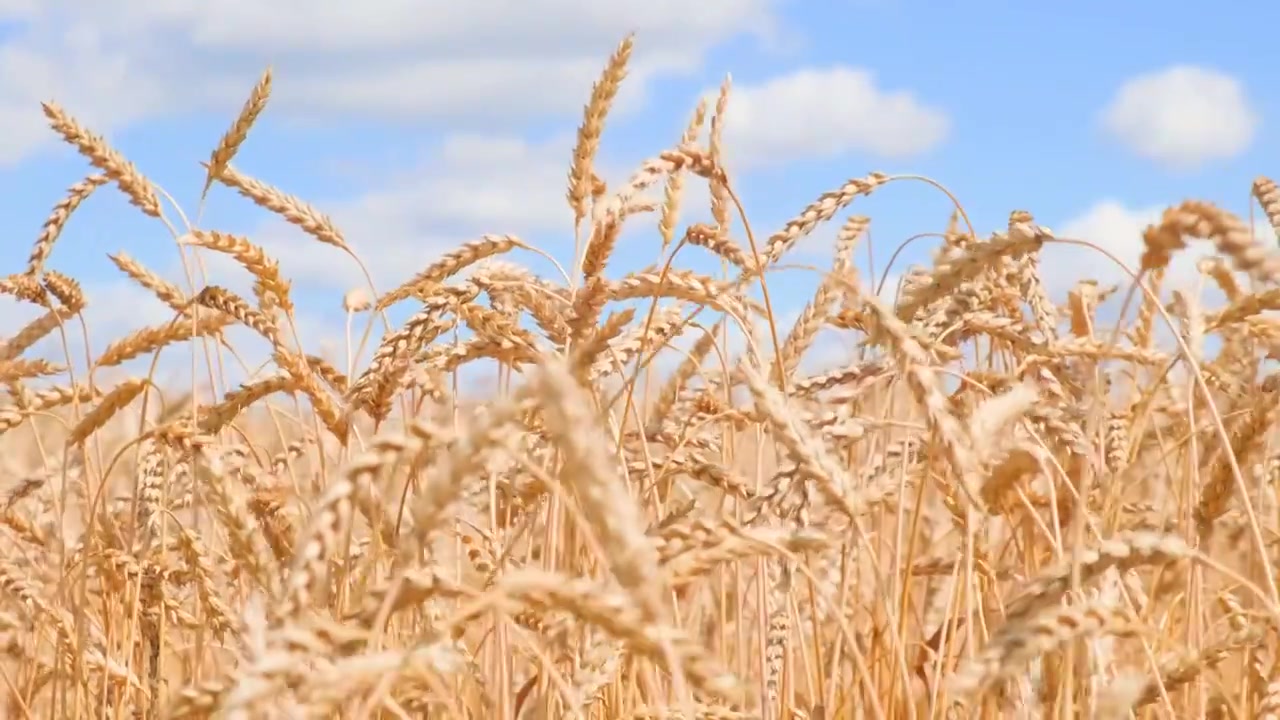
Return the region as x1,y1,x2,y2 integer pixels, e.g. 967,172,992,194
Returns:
718,67,950,170
1100,65,1258,171
0,0,784,165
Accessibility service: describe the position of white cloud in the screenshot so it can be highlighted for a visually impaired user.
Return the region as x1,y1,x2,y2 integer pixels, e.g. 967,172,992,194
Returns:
717,66,949,170
0,30,175,167
225,132,577,296
1100,66,1258,171
1047,200,1278,302
364,134,574,235
0,0,783,166
1044,199,1280,358
1038,201,1280,352
1047,201,1169,297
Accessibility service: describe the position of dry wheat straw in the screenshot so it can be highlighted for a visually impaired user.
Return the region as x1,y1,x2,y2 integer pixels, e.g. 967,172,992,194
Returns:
5,35,1280,720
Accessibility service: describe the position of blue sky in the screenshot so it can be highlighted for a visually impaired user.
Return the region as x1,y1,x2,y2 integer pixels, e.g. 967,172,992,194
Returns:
0,1,1275,389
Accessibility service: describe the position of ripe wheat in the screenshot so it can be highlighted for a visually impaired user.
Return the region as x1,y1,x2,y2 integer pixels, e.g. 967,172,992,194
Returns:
3,35,1280,720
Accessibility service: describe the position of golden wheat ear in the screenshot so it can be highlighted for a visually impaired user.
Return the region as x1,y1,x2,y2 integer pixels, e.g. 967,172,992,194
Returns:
10,38,1280,720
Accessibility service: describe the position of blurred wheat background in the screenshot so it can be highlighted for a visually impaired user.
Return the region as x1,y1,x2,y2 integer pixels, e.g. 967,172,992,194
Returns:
2,7,1280,720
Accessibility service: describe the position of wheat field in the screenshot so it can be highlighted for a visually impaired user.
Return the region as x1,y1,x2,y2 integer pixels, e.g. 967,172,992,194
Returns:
3,35,1280,720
